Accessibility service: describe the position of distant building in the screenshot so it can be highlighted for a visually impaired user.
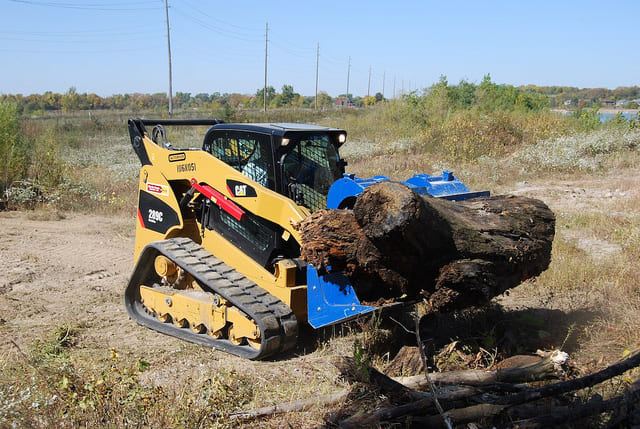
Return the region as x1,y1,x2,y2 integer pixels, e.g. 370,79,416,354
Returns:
335,97,355,108
602,99,615,107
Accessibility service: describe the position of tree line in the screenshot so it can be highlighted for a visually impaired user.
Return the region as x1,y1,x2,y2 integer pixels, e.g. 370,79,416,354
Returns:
2,79,638,115
0,85,381,114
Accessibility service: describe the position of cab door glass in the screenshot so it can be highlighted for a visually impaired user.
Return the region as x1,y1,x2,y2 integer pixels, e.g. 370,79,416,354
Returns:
282,134,341,212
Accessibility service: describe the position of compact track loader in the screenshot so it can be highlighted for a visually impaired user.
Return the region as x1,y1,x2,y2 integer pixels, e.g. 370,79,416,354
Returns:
125,118,487,359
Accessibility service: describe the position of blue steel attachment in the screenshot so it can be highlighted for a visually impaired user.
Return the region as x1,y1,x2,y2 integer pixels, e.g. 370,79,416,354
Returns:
306,265,376,329
327,171,490,209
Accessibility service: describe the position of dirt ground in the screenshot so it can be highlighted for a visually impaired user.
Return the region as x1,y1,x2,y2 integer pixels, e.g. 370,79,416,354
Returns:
0,212,142,352
0,167,638,424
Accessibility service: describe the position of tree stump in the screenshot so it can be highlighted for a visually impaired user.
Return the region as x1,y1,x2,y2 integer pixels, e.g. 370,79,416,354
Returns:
299,181,555,311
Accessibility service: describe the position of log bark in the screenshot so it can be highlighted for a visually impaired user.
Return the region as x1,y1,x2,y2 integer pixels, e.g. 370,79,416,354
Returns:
299,181,555,309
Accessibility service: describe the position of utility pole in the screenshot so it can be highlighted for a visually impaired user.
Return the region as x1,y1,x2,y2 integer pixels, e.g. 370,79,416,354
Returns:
382,71,386,99
263,22,268,113
314,42,319,110
367,66,372,98
164,0,173,115
346,56,351,103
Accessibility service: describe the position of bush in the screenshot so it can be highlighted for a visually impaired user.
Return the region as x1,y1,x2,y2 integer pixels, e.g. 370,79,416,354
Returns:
436,110,523,160
0,103,30,195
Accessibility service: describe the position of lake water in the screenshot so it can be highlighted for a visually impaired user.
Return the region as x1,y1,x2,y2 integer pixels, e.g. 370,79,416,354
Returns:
599,112,638,122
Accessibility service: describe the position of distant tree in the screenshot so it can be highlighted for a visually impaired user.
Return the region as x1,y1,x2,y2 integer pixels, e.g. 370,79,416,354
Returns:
41,91,61,110
448,79,476,108
227,93,251,108
85,93,100,109
362,95,376,106
193,93,210,105
61,87,80,112
175,92,192,108
280,84,296,105
423,75,450,118
291,94,304,107
151,93,168,109
316,91,333,108
255,86,276,107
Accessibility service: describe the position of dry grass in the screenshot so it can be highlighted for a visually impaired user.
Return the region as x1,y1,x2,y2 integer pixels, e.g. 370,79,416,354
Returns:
2,106,640,426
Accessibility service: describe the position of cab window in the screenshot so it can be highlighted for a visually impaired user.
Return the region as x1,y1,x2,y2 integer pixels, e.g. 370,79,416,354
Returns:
204,131,272,188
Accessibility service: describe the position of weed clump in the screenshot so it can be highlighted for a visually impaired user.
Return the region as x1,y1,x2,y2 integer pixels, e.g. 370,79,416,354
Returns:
0,336,255,427
513,128,640,172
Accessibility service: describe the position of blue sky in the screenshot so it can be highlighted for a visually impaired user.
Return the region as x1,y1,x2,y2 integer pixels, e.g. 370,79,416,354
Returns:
1,0,639,97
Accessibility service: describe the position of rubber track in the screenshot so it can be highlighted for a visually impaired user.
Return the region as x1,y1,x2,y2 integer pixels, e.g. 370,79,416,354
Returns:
124,237,298,360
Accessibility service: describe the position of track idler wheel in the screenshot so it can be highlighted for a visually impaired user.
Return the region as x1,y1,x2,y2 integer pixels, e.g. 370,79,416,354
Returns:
228,323,261,350
155,255,179,284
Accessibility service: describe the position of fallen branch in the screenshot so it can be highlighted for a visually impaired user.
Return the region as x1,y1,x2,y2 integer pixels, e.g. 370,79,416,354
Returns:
504,392,637,429
337,396,468,429
393,350,568,389
333,356,427,402
228,389,348,421
492,350,640,407
335,351,640,427
414,313,453,429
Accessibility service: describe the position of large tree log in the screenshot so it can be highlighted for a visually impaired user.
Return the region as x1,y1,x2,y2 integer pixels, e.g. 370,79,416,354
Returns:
299,182,555,310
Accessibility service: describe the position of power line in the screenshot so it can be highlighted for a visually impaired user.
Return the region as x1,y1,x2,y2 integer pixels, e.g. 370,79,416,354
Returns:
0,34,159,43
179,0,259,35
8,0,159,11
172,8,261,43
263,22,268,112
0,47,146,54
0,28,158,36
315,42,319,109
269,40,314,59
346,56,351,98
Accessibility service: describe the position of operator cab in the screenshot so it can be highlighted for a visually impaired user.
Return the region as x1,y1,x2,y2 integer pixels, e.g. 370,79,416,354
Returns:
203,123,347,212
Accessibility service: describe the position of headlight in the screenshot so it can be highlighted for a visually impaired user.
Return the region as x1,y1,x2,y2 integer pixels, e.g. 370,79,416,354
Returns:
337,133,346,144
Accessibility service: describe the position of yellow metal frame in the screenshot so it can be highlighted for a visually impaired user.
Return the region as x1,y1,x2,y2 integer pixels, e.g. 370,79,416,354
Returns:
134,133,310,322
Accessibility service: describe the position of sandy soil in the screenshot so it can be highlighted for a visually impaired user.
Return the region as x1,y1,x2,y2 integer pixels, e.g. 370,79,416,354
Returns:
0,209,349,417
0,212,144,352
